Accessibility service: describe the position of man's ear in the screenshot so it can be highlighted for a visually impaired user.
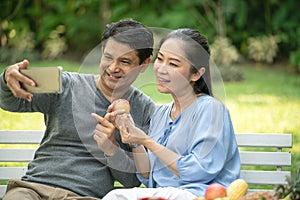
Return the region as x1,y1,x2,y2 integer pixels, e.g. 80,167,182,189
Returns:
191,67,206,81
139,57,151,73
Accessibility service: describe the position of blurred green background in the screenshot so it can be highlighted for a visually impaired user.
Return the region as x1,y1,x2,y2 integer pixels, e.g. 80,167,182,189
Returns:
0,0,299,179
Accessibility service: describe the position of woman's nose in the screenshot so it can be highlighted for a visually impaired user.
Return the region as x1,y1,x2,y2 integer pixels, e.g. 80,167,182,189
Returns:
156,64,168,74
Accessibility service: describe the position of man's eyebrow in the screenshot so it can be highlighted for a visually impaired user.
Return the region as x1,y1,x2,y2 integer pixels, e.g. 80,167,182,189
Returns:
103,52,113,57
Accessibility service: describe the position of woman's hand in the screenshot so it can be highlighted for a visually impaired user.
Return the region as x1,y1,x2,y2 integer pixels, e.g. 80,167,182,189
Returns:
115,113,148,146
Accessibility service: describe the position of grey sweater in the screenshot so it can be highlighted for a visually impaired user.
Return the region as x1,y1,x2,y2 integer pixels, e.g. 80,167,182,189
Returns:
0,71,156,198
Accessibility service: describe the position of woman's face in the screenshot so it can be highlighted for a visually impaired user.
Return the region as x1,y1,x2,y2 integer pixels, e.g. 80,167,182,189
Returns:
153,38,197,96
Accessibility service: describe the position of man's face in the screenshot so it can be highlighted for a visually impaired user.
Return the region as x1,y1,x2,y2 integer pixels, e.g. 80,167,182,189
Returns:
99,38,142,92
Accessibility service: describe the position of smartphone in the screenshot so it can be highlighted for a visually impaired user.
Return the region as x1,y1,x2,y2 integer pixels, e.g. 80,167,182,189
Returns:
20,66,63,94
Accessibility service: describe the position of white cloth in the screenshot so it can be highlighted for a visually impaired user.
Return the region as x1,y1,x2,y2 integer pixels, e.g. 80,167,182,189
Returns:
102,187,197,200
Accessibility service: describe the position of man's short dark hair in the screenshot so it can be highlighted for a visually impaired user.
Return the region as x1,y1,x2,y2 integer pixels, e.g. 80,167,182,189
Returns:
101,19,154,64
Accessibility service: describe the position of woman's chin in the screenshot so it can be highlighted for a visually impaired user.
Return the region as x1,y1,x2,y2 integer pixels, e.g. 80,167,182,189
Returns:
157,86,171,94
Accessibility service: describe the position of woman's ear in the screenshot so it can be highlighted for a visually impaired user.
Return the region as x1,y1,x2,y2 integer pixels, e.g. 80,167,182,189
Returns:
191,67,206,81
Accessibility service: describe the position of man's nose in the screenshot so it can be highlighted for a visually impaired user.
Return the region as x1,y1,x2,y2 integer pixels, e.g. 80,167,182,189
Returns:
108,61,120,72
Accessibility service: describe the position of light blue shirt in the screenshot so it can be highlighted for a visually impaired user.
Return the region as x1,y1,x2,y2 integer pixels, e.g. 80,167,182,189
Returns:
137,95,241,197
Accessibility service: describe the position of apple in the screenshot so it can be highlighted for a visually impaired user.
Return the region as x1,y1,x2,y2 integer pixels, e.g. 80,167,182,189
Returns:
111,99,130,113
205,183,227,200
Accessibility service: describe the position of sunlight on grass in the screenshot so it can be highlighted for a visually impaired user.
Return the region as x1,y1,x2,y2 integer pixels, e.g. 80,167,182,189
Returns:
0,109,44,130
223,65,300,169
227,95,300,134
237,94,280,104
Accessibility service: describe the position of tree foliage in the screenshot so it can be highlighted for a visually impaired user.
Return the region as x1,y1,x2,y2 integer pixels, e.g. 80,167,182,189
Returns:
0,0,299,70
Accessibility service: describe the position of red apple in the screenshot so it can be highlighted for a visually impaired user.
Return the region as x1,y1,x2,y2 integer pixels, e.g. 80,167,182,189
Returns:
205,183,227,200
112,99,130,113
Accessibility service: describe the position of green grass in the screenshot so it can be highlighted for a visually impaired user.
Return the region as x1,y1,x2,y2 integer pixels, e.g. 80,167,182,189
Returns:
1,60,300,174
225,66,300,150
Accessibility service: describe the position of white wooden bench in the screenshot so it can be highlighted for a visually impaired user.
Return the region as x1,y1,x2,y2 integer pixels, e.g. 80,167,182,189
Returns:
0,130,43,198
236,133,292,193
0,131,292,198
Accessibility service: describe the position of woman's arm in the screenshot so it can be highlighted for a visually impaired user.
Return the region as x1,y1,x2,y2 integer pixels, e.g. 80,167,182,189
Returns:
143,137,180,177
117,115,181,177
116,114,152,177
132,145,150,178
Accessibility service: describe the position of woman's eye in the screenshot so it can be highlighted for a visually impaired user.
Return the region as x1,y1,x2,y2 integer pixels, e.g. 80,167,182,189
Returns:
156,57,163,62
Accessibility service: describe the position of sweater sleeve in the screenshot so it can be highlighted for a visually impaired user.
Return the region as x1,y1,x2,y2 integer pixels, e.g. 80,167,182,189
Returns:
107,147,141,187
0,70,25,112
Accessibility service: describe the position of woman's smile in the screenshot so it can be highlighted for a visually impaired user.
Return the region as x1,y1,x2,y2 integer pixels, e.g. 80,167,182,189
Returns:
157,76,170,85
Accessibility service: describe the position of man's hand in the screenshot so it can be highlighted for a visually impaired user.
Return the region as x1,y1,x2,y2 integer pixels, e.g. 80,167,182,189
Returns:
4,59,36,102
91,113,118,157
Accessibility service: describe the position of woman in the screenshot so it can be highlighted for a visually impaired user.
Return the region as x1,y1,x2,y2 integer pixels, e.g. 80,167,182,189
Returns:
102,28,241,200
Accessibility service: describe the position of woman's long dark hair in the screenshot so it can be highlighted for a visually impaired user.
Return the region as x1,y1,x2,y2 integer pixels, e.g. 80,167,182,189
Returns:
158,28,212,96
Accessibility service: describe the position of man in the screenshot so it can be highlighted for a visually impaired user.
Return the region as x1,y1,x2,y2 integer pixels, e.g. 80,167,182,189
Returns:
0,19,156,199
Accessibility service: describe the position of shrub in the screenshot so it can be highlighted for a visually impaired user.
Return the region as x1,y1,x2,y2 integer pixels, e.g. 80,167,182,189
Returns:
42,25,68,60
0,27,40,63
211,37,239,67
211,37,244,82
0,19,41,64
247,35,280,64
275,168,300,200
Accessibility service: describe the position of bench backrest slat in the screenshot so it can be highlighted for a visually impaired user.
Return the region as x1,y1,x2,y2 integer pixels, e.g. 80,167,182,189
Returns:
0,149,36,162
0,130,44,144
235,133,292,148
0,167,28,180
241,170,290,185
240,151,291,166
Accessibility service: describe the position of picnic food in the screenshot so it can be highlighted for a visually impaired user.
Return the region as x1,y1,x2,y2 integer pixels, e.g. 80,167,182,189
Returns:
111,99,130,113
227,179,248,200
205,183,227,200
